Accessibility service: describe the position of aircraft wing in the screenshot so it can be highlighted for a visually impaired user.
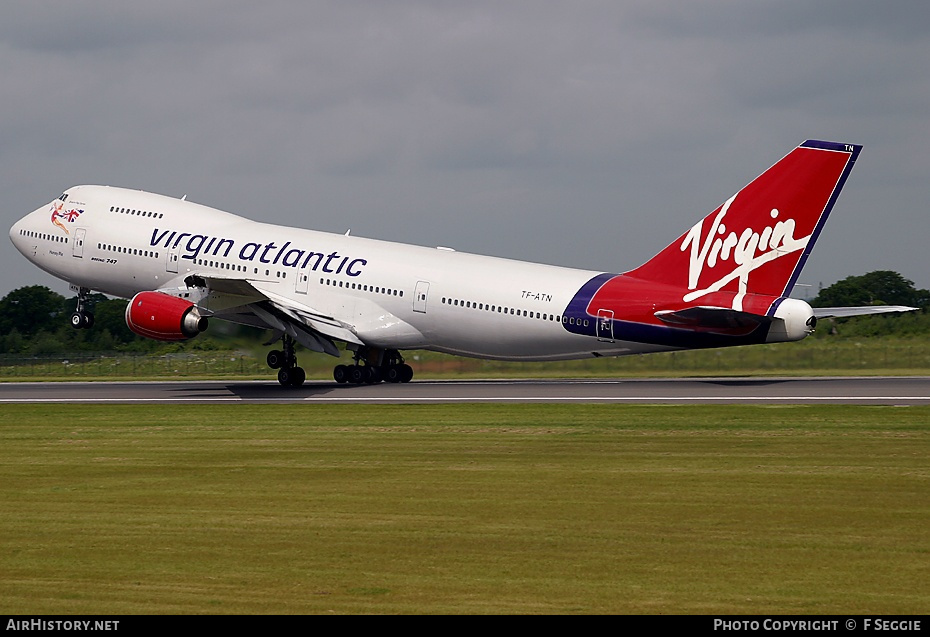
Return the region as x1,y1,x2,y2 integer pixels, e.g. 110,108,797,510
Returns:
185,274,262,299
249,281,364,347
181,273,363,356
813,305,918,318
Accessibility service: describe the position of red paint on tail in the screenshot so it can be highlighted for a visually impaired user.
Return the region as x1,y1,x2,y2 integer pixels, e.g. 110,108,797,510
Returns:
625,140,860,301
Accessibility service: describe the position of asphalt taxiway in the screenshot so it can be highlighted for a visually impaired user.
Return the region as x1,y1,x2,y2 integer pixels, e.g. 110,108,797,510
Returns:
0,376,928,405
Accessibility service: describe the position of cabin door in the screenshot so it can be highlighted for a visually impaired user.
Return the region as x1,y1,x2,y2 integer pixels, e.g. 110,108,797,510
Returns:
413,281,430,313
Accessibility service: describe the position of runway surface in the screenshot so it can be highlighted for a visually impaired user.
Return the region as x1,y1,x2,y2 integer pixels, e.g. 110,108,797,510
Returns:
0,376,928,405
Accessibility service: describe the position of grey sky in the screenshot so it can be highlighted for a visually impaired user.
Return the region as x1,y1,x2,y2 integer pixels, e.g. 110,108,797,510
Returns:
3,1,929,300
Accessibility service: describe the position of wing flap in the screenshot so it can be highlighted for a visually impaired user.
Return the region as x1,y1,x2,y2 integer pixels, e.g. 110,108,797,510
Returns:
248,303,341,356
250,281,364,346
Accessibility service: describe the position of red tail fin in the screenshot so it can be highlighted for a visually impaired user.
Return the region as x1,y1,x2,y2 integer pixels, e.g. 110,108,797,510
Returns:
627,140,861,300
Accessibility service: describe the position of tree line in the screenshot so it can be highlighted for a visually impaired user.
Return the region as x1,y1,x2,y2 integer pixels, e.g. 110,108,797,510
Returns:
1,271,927,354
0,287,254,355
0,287,150,354
807,270,929,339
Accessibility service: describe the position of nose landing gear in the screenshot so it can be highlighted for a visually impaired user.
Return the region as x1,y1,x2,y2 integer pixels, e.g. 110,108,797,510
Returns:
69,287,95,329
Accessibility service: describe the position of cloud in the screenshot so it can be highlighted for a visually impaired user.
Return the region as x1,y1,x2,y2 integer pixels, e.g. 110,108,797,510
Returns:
3,1,929,301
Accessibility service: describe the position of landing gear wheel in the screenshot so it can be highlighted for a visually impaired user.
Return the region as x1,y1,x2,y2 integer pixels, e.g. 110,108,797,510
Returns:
400,364,414,383
349,365,368,385
333,348,412,386
268,336,305,387
71,287,94,330
267,350,285,369
70,311,94,330
278,366,306,387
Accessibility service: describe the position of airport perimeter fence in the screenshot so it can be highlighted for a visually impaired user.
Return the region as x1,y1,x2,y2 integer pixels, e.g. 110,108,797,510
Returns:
1,339,929,379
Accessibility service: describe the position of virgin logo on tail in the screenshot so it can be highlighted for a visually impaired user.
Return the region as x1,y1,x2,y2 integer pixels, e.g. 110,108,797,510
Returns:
680,193,808,310
625,141,860,311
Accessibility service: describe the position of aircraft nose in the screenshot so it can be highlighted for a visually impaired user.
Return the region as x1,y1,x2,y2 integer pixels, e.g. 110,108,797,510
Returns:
9,203,46,254
9,214,23,246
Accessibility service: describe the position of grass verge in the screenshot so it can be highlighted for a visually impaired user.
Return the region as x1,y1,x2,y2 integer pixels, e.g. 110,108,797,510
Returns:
0,404,927,614
2,337,930,381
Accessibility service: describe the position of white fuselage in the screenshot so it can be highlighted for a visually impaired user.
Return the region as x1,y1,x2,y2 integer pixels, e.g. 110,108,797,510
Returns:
11,143,878,374
10,185,665,361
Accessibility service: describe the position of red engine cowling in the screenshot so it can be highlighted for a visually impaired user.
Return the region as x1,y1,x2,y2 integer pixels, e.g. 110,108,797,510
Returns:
125,291,208,341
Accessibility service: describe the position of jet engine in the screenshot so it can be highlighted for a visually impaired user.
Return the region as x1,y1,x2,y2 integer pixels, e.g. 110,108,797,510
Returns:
125,291,208,341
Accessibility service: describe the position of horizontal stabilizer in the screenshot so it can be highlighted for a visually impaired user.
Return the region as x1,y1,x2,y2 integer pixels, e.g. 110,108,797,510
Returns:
655,306,771,336
813,305,918,319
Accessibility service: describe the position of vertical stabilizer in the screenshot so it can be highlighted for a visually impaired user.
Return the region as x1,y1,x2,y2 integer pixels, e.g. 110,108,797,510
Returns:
627,140,861,301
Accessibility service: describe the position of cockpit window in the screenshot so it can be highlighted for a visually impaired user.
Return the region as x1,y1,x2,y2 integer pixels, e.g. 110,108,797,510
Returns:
58,193,69,202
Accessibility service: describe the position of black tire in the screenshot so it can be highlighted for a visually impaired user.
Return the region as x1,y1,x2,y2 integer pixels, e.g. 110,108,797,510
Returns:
333,365,349,383
82,312,95,329
277,367,292,386
290,366,306,387
267,350,285,369
400,364,414,383
349,365,366,385
385,365,402,383
70,312,84,329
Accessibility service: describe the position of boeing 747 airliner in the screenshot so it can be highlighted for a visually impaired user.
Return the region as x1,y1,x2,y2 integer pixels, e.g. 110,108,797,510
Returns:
9,140,914,386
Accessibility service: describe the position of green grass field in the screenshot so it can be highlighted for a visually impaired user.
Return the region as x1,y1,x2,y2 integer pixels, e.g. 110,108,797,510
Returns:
2,335,930,381
1,404,927,614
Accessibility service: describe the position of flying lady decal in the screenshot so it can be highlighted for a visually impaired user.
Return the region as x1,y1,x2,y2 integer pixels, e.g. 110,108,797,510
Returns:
50,200,84,234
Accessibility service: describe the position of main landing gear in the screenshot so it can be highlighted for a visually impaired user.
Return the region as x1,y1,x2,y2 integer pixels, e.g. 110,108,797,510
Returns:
266,334,306,387
265,341,413,388
70,287,94,330
333,348,413,385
